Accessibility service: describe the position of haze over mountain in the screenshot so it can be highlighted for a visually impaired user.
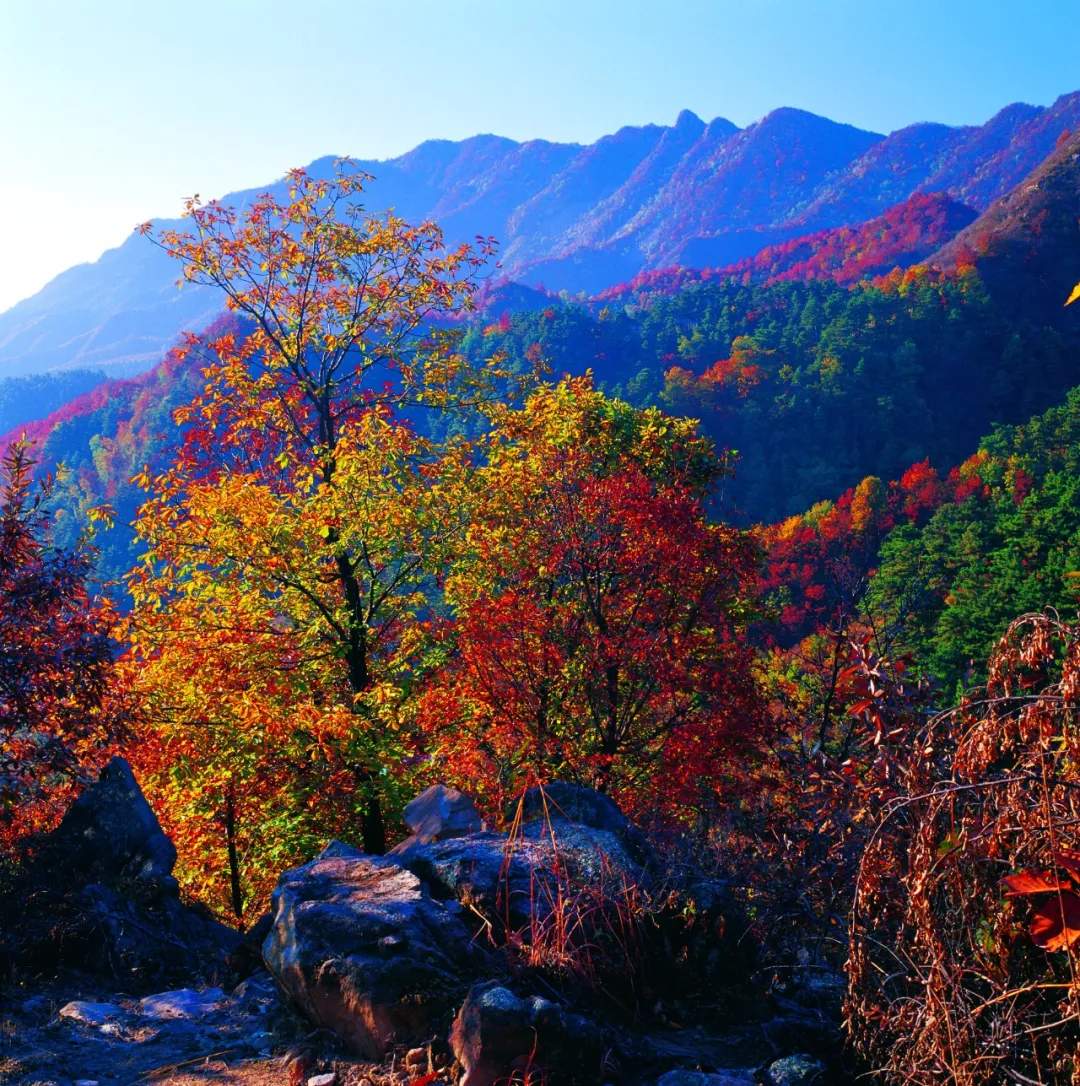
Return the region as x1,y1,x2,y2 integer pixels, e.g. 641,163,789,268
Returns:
1,90,1078,378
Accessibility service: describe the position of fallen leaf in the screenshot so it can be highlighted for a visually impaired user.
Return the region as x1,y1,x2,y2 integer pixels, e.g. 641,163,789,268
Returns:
1054,848,1080,882
1001,872,1068,896
1030,890,1080,951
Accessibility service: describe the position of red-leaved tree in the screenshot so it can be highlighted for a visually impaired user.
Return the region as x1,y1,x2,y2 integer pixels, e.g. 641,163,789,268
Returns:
419,378,763,825
0,440,122,847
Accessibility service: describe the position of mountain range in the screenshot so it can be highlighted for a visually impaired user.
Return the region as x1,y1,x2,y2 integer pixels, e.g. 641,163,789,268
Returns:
1,91,1078,379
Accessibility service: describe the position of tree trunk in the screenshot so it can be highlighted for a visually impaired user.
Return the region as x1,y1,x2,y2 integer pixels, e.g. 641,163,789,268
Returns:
332,546,388,853
224,785,244,928
363,793,387,855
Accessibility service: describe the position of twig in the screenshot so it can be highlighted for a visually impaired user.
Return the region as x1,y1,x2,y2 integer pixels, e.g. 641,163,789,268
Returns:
137,1048,240,1080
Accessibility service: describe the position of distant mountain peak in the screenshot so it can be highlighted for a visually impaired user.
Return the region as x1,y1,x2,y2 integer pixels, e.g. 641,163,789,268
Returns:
674,108,706,133
3,91,1080,376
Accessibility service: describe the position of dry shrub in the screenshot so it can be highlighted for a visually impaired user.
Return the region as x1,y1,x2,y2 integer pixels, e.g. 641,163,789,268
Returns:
668,638,937,983
848,613,1080,1083
494,786,649,1001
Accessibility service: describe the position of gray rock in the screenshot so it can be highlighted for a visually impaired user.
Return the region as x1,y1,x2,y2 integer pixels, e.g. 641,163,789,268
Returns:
307,1075,337,1086
657,1073,757,1086
395,820,645,928
230,970,278,1005
450,982,604,1086
8,757,242,985
58,1001,126,1027
402,784,482,843
767,1054,826,1085
42,757,178,891
139,987,225,1019
510,781,654,867
262,844,481,1058
318,839,365,861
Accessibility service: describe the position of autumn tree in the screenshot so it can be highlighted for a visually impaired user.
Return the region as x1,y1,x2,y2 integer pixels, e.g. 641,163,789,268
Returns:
419,377,763,823
126,411,477,919
0,439,122,848
127,164,501,912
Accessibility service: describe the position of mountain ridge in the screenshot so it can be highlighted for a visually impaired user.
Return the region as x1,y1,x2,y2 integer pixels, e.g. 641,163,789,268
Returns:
2,91,1078,378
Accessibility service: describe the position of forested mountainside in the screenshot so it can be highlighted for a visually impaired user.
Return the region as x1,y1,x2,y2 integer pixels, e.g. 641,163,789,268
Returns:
0,369,108,437
1,92,1078,379
10,128,1079,591
596,191,979,302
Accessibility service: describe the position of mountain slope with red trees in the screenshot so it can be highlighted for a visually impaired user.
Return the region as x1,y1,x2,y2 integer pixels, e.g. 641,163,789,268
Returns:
596,192,978,305
929,127,1080,319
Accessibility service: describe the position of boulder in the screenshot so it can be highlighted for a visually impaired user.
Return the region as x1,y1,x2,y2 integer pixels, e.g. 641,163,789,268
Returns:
39,757,179,893
450,982,604,1086
402,784,483,843
58,1001,126,1027
139,987,226,1019
394,820,646,928
766,1054,827,1085
262,841,482,1058
511,782,654,868
1,758,241,986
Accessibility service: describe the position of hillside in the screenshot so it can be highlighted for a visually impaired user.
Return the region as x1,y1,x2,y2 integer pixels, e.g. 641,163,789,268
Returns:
2,92,1079,379
930,127,1080,317
13,124,1078,600
596,191,979,304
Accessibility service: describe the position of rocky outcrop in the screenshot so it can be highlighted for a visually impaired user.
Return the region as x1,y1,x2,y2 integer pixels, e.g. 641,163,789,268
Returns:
511,781,654,868
262,842,483,1058
401,783,483,844
35,757,179,894
261,782,843,1081
1,757,241,986
392,816,646,928
264,785,649,1065
450,982,604,1086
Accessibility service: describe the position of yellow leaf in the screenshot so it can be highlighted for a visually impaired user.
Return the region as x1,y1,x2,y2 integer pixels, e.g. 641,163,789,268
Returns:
1067,280,1080,307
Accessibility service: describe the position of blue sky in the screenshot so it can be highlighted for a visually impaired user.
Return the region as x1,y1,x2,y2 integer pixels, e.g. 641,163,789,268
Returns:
1,0,1078,314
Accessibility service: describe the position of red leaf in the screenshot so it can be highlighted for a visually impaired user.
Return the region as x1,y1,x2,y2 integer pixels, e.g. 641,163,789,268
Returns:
1055,848,1080,882
1001,871,1068,896
409,1074,441,1086
1030,890,1080,951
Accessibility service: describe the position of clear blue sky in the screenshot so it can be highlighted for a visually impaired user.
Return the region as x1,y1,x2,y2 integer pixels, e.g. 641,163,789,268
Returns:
1,0,1078,314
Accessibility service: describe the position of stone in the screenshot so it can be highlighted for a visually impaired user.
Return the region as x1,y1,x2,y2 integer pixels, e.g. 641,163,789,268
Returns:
402,784,482,843
307,1075,337,1086
231,970,278,1005
319,839,365,860
395,820,645,928
450,982,604,1086
40,757,178,892
58,1001,125,1027
4,758,242,985
657,1073,757,1086
510,781,654,867
767,1054,827,1085
262,843,481,1058
139,987,225,1019
282,1046,315,1086
404,1045,428,1068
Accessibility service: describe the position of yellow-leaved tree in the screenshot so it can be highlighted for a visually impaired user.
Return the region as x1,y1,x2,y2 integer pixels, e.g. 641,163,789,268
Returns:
122,163,502,923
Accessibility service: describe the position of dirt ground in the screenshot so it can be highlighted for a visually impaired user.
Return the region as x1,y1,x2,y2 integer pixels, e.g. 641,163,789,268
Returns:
0,970,440,1086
